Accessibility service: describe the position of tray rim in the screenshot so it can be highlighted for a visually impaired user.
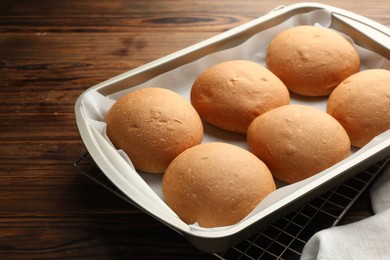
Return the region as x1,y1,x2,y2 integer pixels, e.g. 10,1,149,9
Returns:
74,2,390,252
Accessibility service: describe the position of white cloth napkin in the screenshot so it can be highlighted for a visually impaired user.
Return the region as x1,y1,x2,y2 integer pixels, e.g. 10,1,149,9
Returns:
301,163,390,260
370,166,390,214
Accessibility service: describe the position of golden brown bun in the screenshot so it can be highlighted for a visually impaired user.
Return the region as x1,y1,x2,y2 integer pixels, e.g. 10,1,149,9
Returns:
247,105,350,184
266,25,360,97
327,69,390,148
191,60,290,134
162,142,275,228
104,88,203,173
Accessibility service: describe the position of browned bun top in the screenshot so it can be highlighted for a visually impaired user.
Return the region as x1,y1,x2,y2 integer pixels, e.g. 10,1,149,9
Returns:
327,69,390,148
191,60,290,134
162,142,276,228
266,25,360,97
104,87,203,173
247,105,350,184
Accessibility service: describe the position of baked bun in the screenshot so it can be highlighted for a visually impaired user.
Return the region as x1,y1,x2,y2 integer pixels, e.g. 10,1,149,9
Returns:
104,87,203,173
162,142,275,228
191,60,290,134
327,69,390,148
266,25,360,97
247,105,350,184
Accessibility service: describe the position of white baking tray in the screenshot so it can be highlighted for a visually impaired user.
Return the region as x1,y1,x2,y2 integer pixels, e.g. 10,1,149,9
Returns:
75,2,390,253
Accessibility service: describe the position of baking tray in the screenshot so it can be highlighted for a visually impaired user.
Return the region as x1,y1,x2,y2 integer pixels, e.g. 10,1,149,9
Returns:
74,2,390,253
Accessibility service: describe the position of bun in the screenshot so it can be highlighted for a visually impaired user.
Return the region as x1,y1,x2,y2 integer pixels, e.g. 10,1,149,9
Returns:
191,60,290,134
266,25,360,96
247,105,350,184
104,87,203,173
327,69,390,148
162,142,275,228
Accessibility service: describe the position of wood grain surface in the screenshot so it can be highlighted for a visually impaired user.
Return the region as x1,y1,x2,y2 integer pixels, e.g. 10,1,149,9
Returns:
1,0,389,259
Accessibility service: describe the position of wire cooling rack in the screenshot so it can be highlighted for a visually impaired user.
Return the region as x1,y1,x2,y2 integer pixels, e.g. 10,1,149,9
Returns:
74,153,389,259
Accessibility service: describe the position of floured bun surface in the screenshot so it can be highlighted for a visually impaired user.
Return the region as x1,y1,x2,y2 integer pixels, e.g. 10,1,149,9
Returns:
162,142,276,228
191,60,290,134
327,69,390,148
247,105,350,184
104,87,203,173
266,25,360,97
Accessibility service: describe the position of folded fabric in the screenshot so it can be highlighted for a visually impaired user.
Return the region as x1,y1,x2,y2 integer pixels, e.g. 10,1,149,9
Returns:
370,164,390,214
301,164,390,260
301,208,390,259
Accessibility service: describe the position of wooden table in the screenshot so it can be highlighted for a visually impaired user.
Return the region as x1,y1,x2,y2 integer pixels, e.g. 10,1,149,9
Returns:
1,0,389,259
